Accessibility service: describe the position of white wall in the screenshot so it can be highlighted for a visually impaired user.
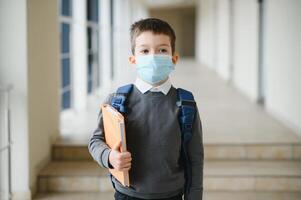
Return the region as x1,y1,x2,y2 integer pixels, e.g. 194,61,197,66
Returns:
27,0,60,196
215,0,231,81
232,0,259,101
0,0,31,199
196,0,217,70
264,0,301,136
195,0,202,63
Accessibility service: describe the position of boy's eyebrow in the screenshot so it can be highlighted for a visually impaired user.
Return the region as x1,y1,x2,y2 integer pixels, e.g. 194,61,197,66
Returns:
138,44,149,47
137,44,170,47
158,44,170,47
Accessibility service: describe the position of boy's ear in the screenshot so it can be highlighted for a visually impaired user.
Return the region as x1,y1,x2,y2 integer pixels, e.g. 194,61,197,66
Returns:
128,55,136,65
172,53,179,64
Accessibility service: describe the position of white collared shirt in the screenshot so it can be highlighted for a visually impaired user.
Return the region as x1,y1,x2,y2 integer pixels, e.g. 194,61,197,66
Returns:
134,77,172,95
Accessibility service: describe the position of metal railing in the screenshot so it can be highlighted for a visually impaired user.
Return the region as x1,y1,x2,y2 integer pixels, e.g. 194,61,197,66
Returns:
0,85,13,200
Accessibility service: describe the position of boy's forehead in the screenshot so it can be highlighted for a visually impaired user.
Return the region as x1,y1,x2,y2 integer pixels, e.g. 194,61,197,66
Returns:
135,31,171,47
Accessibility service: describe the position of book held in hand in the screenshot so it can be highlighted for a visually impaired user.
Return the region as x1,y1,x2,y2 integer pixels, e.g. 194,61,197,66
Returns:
101,103,130,187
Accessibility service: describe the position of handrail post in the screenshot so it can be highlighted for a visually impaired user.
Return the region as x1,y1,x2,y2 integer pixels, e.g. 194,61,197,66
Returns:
0,85,13,200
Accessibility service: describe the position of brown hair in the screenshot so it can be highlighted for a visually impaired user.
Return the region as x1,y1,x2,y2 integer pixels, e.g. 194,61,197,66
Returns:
130,18,176,55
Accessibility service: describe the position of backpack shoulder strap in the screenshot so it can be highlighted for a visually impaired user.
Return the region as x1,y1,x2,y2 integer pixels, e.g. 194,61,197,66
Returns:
111,83,134,114
176,88,197,198
177,88,196,140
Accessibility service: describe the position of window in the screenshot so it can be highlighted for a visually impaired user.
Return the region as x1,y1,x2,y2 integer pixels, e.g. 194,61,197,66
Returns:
60,0,73,110
87,0,100,94
110,0,115,79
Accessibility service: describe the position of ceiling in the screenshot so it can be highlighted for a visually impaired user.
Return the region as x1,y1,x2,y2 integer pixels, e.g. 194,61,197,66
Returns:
141,0,197,9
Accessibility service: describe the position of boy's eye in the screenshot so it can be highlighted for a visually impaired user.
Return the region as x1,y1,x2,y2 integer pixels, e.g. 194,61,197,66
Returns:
141,49,149,54
159,48,168,53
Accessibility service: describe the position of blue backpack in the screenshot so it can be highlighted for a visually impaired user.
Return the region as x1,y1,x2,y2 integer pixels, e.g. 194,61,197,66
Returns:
109,83,196,199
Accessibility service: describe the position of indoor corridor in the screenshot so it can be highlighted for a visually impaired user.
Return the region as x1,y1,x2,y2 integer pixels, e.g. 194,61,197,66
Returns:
1,0,301,200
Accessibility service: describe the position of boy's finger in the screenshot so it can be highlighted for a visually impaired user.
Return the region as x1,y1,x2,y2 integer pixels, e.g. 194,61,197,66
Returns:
122,168,130,172
121,162,131,168
122,165,131,171
120,151,131,158
124,157,132,161
120,154,131,160
122,157,132,163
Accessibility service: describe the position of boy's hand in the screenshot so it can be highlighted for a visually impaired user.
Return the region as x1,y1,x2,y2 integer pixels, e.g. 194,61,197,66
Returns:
109,141,132,171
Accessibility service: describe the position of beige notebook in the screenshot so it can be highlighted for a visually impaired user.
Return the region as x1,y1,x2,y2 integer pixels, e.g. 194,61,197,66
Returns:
101,104,130,187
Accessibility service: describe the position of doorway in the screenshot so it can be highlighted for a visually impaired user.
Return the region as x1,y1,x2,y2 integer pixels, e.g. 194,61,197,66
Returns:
149,6,196,58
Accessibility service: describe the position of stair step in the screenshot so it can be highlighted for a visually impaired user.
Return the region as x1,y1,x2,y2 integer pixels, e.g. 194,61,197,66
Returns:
34,192,115,200
33,191,301,200
53,145,91,161
38,160,301,193
205,160,301,191
38,161,112,192
53,143,301,161
205,143,301,160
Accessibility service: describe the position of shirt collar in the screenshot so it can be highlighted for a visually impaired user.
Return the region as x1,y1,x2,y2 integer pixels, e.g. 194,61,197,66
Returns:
135,77,172,95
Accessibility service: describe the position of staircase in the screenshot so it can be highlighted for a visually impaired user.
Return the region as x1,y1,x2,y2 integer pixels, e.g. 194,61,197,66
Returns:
33,136,301,200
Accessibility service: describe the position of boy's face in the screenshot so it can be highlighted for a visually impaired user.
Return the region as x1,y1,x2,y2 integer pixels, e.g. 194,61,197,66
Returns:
129,31,179,65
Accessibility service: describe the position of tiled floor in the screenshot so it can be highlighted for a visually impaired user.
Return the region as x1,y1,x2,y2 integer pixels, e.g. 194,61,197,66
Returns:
171,59,301,144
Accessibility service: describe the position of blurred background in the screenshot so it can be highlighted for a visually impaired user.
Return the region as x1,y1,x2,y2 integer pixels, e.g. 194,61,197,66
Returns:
1,0,301,199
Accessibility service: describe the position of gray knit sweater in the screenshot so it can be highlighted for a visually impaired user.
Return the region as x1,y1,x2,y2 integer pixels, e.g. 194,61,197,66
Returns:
88,84,203,200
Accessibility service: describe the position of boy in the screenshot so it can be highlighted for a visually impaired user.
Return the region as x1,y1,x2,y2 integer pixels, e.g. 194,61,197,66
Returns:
88,18,204,200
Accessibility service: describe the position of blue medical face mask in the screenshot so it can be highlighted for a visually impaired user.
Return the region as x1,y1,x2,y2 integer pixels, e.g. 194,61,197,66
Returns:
135,54,175,84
